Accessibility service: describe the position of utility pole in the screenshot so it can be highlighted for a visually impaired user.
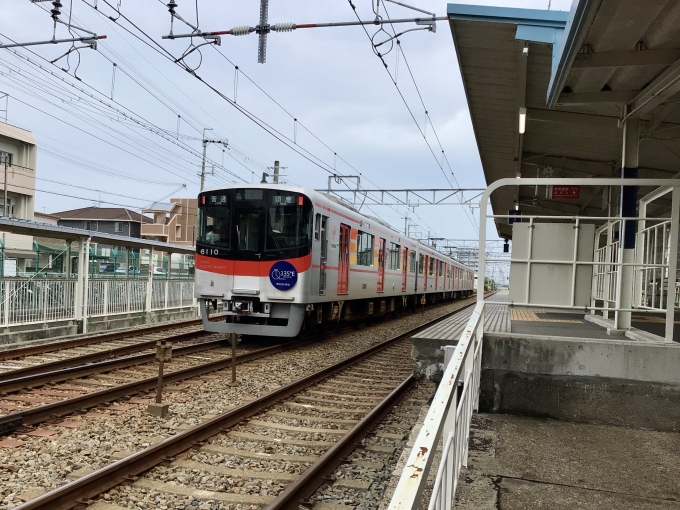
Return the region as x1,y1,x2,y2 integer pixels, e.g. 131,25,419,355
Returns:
267,161,286,184
199,127,213,192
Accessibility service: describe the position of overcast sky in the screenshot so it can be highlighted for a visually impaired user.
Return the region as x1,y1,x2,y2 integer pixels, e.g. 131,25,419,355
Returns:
2,0,572,244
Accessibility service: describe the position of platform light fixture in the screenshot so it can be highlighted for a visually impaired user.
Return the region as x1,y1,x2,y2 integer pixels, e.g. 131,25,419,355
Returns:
518,107,527,134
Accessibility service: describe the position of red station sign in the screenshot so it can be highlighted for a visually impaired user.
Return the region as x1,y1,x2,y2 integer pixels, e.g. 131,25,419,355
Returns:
551,185,580,199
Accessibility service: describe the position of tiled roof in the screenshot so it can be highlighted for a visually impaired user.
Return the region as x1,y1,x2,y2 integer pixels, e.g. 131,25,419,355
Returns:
51,207,153,223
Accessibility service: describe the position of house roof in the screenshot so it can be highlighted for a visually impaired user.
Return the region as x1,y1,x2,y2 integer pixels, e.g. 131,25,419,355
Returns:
51,207,153,223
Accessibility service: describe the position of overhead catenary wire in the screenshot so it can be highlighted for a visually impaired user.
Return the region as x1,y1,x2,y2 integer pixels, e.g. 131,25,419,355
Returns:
349,0,478,233
27,0,440,239
0,41,244,184
379,0,478,231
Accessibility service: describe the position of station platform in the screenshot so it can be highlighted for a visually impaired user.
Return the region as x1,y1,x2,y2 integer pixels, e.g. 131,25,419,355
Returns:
414,290,680,345
456,413,680,509
405,293,680,508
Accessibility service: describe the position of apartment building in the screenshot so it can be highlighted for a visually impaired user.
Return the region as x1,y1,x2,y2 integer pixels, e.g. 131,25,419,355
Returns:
142,198,197,246
0,122,37,273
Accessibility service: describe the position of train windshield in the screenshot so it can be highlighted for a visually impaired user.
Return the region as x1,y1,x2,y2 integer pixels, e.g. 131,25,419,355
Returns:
197,193,230,248
198,188,313,260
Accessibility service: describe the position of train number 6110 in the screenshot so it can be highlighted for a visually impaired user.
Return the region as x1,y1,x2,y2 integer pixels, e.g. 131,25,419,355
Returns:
200,248,220,256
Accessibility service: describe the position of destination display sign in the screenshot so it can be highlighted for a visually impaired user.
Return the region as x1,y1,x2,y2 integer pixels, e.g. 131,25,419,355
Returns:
551,185,580,199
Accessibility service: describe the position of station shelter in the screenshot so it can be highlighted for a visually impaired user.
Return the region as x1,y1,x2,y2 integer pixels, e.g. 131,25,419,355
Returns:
0,217,197,343
388,1,680,509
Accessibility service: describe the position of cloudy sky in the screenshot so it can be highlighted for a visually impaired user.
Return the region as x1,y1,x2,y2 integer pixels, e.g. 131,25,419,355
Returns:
2,0,572,244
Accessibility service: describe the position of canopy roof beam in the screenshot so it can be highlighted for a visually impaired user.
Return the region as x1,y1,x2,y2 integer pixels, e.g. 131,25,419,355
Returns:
572,49,680,69
626,58,680,119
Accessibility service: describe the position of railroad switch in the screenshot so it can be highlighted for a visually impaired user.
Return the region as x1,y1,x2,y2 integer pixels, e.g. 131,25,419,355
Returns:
148,340,173,418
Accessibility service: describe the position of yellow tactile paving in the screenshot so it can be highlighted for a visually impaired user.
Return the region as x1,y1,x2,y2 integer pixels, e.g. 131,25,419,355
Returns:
510,309,582,323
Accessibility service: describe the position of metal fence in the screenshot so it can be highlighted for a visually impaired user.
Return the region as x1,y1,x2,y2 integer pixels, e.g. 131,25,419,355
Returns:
1,278,77,325
635,221,671,310
0,277,195,327
151,279,194,311
388,302,485,510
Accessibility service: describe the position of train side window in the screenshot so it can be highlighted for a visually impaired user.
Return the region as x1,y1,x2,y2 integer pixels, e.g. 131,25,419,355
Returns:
357,231,374,266
388,242,400,269
429,258,435,276
410,252,416,273
439,261,444,277
418,253,424,274
314,213,321,241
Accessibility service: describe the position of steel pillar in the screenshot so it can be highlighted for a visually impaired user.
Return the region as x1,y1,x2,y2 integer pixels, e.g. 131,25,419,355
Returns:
615,118,640,330
665,188,679,342
145,247,154,316
74,239,85,321
82,238,91,334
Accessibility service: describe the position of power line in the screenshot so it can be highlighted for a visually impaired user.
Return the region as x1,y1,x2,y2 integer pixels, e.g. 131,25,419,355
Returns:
348,0,478,233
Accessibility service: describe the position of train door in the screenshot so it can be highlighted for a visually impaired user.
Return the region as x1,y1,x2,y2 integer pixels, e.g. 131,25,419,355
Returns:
402,248,408,291
377,238,386,292
337,224,350,294
318,215,328,295
423,255,428,291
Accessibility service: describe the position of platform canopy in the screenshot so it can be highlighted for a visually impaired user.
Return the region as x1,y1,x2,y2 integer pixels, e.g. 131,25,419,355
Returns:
0,217,194,254
448,1,680,239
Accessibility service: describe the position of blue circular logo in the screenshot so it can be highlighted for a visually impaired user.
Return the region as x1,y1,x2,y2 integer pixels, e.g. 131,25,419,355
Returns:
269,261,298,291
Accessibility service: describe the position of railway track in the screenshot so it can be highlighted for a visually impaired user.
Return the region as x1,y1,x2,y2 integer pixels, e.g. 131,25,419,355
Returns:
0,295,484,435
11,298,476,510
0,316,223,372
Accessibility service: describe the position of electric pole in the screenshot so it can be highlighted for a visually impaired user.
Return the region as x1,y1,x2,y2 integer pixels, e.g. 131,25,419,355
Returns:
199,127,212,192
267,161,286,184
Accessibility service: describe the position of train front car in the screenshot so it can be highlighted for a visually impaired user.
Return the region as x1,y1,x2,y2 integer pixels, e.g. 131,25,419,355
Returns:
194,185,313,337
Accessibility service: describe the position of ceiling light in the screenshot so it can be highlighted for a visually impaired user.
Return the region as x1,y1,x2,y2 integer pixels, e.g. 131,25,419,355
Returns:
519,107,527,134
522,46,529,56
515,203,519,211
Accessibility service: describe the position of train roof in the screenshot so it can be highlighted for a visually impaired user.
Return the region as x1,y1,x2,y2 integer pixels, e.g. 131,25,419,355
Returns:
200,183,474,271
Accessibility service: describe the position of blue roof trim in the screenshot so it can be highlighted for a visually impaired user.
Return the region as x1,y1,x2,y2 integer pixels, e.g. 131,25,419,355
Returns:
447,4,569,28
546,0,597,107
515,25,561,45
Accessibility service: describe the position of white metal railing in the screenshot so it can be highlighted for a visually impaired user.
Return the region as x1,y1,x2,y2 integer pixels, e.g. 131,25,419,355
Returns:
636,221,670,310
1,279,77,326
151,280,194,311
388,301,485,510
0,277,193,327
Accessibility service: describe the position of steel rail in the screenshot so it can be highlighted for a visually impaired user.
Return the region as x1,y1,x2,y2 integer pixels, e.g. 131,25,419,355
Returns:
0,335,228,393
0,317,210,361
13,299,477,510
269,375,416,509
0,330,212,383
0,341,301,433
0,296,482,433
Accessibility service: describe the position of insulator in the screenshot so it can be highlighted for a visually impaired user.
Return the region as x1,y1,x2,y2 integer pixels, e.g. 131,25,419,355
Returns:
230,26,251,36
271,22,296,33
51,0,62,18
167,0,177,13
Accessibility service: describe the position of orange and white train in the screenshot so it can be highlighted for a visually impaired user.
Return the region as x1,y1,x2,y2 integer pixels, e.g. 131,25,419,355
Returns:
194,184,475,337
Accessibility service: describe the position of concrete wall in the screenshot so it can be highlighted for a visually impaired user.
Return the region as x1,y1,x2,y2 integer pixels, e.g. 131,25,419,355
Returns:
0,307,199,349
480,333,680,431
